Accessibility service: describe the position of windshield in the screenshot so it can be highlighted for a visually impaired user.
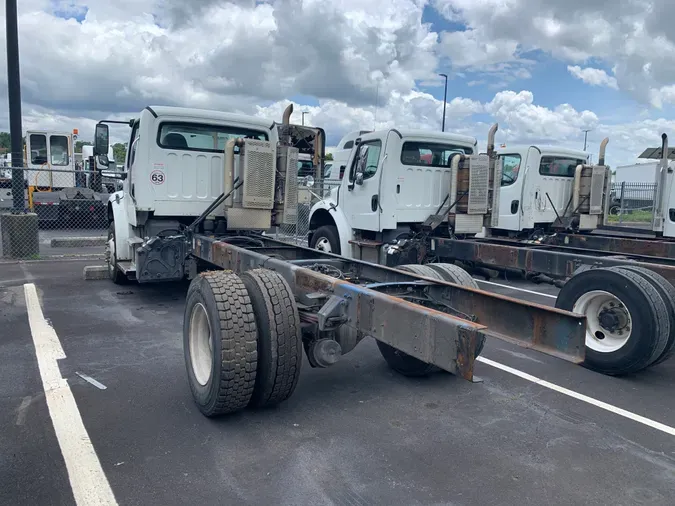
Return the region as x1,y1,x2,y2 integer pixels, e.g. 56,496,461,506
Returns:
400,141,474,167
297,159,314,177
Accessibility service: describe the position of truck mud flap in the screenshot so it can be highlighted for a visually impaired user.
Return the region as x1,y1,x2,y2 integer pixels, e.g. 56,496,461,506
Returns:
136,235,187,283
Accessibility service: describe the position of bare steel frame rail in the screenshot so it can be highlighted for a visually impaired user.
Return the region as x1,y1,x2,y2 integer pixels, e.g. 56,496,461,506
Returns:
190,233,586,380
428,236,675,284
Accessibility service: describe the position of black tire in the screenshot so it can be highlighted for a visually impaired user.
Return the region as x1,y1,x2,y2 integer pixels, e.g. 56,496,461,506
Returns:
427,263,479,288
610,266,675,366
106,221,128,285
376,263,445,377
397,264,445,280
309,225,341,255
376,340,438,377
183,271,258,416
241,269,303,408
556,267,670,375
426,263,486,358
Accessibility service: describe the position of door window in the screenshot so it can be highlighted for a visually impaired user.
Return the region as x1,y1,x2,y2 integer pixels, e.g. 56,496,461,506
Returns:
29,134,48,165
349,140,382,182
500,154,521,186
49,135,70,166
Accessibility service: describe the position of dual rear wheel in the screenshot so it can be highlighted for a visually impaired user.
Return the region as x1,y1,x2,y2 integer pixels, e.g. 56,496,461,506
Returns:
184,269,303,416
556,265,675,375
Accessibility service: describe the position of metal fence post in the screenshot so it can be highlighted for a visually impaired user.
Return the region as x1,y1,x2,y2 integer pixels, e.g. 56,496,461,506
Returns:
618,181,625,224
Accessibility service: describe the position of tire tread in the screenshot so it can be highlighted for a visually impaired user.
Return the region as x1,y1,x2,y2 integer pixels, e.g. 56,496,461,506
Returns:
193,271,258,415
241,269,302,407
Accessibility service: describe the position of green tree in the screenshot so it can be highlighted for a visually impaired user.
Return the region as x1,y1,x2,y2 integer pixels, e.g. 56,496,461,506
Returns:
75,140,92,153
112,143,127,164
0,132,10,150
325,152,334,161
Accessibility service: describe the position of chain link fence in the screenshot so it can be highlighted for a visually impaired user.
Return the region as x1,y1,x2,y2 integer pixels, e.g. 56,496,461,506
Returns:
607,182,657,228
1,165,120,260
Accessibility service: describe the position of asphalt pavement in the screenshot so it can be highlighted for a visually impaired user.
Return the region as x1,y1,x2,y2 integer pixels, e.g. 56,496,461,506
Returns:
1,260,674,506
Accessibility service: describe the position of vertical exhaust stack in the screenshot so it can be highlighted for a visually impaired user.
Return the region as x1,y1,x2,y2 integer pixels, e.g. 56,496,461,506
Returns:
653,133,669,232
273,103,300,227
573,137,610,231
486,123,498,159
598,137,609,166
224,138,244,207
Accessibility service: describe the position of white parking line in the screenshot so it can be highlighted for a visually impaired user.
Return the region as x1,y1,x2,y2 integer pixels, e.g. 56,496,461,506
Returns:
477,279,558,299
478,356,675,437
24,283,118,505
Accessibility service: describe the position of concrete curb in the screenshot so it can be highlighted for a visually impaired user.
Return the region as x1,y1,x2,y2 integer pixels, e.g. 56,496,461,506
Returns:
83,265,109,280
51,236,106,248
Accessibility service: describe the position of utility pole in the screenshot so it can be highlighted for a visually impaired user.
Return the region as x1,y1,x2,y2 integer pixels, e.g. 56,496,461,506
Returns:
302,112,308,126
439,73,448,132
582,129,592,151
6,0,24,213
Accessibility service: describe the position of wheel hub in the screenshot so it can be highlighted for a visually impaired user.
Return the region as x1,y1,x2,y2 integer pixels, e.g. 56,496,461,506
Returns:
315,237,332,253
189,303,213,386
573,290,633,353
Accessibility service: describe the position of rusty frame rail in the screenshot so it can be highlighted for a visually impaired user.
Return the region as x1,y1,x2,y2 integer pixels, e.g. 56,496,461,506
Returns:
552,233,675,262
430,236,675,284
191,234,586,376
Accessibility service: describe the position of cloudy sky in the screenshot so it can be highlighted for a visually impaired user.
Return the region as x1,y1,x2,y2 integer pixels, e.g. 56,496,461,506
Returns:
1,0,675,166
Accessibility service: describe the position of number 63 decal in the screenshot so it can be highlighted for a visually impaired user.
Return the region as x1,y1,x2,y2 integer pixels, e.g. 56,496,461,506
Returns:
150,170,165,185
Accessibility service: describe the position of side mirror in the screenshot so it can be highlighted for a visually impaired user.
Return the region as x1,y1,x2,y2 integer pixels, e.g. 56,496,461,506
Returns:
97,154,109,168
355,172,364,185
94,123,109,156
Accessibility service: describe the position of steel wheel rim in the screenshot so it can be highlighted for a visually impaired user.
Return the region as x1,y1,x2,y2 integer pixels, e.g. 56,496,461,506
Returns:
315,237,332,253
573,290,633,353
189,303,213,386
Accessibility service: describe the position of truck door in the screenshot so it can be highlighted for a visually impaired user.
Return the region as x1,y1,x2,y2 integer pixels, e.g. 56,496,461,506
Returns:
519,147,544,230
496,152,525,231
524,151,585,228
341,134,384,231
662,162,675,237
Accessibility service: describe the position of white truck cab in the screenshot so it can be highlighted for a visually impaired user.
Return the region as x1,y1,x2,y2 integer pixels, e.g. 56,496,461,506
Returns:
308,129,478,258
103,106,280,281
495,145,589,233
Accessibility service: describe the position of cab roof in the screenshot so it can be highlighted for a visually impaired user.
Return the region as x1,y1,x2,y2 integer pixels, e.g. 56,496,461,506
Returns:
146,106,275,131
497,144,589,159
359,129,477,146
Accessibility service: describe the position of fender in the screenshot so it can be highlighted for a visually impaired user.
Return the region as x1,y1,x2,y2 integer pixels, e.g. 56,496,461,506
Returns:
108,191,132,261
308,199,353,258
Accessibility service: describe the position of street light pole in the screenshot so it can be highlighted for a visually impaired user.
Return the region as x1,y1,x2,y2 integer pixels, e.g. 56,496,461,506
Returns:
582,129,591,151
439,73,448,132
6,0,25,213
302,112,308,126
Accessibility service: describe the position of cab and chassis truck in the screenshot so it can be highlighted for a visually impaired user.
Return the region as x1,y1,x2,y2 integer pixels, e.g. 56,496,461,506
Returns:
307,125,675,377
95,104,663,418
